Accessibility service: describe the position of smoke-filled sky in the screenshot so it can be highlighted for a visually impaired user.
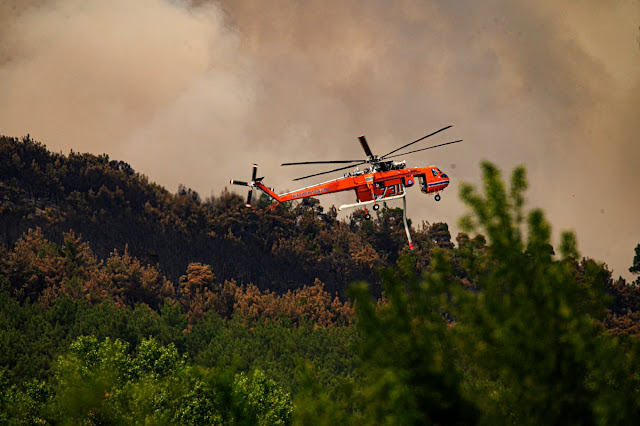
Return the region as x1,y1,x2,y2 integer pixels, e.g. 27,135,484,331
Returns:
1,0,639,279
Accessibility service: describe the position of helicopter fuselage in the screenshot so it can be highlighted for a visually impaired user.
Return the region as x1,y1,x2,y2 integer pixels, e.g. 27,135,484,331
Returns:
255,165,450,206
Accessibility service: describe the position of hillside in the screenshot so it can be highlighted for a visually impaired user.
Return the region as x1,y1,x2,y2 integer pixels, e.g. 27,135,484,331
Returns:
3,135,640,423
1,134,434,294
3,135,640,321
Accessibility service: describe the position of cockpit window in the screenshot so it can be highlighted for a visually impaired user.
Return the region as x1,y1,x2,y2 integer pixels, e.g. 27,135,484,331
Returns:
441,173,448,179
431,168,438,177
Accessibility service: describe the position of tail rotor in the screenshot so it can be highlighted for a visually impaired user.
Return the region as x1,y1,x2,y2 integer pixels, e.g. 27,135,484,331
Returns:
230,164,259,207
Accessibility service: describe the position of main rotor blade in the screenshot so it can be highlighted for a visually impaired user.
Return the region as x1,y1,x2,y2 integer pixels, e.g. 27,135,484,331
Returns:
383,139,463,160
293,162,366,181
381,125,452,159
358,135,374,158
251,164,258,180
282,160,363,166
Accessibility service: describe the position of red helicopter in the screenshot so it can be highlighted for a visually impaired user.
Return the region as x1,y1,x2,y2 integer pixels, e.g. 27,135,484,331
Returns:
231,125,462,249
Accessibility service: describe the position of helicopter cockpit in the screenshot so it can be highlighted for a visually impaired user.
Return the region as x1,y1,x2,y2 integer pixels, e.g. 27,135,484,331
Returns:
417,167,449,193
430,167,448,178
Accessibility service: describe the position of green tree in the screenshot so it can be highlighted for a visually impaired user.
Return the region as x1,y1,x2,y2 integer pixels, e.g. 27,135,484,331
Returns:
232,369,293,425
5,335,294,424
347,255,477,425
455,162,640,424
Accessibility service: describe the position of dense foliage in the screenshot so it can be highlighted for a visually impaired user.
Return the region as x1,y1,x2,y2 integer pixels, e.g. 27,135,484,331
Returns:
2,335,293,425
2,136,640,423
1,135,425,294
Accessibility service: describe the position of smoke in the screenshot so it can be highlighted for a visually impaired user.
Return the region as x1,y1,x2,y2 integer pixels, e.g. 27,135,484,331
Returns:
0,0,638,278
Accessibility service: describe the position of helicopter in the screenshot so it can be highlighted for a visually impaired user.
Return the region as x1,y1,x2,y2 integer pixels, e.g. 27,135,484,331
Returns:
230,125,462,249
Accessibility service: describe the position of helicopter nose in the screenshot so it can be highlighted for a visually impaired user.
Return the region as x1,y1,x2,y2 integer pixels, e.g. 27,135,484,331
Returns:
441,173,450,187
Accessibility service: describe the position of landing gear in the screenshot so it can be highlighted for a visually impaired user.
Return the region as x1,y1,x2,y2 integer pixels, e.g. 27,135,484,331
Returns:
434,194,441,201
363,206,372,220
372,203,380,211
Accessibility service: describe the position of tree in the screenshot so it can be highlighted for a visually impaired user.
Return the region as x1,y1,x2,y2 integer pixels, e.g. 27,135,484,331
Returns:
630,244,640,284
178,262,217,322
7,336,293,424
1,228,100,304
100,246,175,309
232,369,293,425
455,162,640,424
347,255,477,424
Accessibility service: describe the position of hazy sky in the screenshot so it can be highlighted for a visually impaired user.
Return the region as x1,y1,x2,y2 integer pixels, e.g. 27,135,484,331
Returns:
1,0,638,279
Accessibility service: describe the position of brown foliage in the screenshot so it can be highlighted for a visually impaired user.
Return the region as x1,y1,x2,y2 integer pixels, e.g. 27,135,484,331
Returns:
175,268,354,327
604,278,640,336
178,262,218,322
233,279,353,327
0,228,175,309
0,227,353,328
97,246,175,309
605,310,640,337
1,228,101,304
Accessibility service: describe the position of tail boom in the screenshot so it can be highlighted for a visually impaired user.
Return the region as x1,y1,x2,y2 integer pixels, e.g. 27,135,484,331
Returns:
254,181,282,203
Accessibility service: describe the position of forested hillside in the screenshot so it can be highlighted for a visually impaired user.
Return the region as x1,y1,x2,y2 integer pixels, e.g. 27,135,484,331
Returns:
2,135,640,423
1,135,451,295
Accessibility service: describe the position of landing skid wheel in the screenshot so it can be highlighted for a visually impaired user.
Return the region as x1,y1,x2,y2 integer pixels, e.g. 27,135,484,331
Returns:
373,203,380,211
434,194,441,202
362,206,372,221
